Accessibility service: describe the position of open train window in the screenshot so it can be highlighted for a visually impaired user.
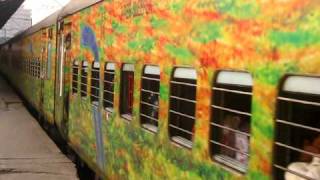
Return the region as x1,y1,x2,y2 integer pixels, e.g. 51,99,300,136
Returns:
169,67,197,149
210,70,252,173
120,64,135,121
274,75,320,180
91,62,100,103
72,60,79,94
81,61,88,97
103,62,115,112
140,65,160,133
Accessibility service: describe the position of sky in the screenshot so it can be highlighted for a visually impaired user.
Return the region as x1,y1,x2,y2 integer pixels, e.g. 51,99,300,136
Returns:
22,0,70,25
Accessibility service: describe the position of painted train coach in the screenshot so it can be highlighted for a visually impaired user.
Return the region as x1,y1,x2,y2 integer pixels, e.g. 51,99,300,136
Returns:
0,0,320,179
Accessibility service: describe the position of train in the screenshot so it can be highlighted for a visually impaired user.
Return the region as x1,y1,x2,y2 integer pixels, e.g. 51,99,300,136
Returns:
0,0,320,179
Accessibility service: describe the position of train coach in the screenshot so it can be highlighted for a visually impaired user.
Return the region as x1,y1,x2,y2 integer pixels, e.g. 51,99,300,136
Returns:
0,0,320,179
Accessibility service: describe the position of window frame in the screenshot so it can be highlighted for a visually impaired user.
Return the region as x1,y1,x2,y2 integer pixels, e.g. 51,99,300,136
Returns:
140,65,161,133
119,63,135,121
210,70,253,174
103,62,116,112
80,61,88,97
168,67,198,149
90,61,100,103
273,74,320,180
72,60,79,94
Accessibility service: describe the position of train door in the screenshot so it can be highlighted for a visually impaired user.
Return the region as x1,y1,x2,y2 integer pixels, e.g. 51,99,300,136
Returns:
54,22,71,137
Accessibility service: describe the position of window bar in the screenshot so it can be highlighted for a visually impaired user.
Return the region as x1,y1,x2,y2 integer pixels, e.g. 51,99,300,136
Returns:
140,113,159,123
211,105,251,117
213,87,253,96
103,89,114,94
141,89,160,95
210,140,250,156
170,95,196,104
170,110,196,120
103,99,113,104
142,76,160,82
104,80,114,85
211,122,251,137
169,124,194,135
104,71,115,75
170,80,197,87
275,142,320,159
276,119,320,133
141,101,159,109
274,164,316,180
278,97,320,107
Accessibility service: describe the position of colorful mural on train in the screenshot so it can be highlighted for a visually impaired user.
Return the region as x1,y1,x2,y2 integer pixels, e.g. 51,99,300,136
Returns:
0,0,320,179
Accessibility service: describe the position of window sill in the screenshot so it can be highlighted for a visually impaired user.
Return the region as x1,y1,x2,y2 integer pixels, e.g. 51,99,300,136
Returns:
171,136,193,149
105,107,114,113
213,154,247,174
92,101,99,106
121,114,133,121
142,123,158,133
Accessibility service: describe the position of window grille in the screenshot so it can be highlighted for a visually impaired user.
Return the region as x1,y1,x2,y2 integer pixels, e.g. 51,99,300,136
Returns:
169,67,197,149
103,62,115,112
31,60,35,77
36,59,41,78
120,64,135,121
140,65,160,133
91,62,100,103
26,59,30,75
72,60,79,94
210,70,253,173
274,75,320,180
81,61,88,97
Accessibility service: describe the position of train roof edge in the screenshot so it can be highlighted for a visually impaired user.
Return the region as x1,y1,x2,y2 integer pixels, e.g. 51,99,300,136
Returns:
1,0,102,45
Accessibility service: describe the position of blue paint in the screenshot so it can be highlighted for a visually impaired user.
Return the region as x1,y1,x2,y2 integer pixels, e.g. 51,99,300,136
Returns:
92,102,105,170
81,25,99,61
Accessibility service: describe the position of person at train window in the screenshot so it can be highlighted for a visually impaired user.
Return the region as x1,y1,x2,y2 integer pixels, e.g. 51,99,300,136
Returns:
285,135,320,180
235,120,249,165
148,92,159,119
221,115,241,158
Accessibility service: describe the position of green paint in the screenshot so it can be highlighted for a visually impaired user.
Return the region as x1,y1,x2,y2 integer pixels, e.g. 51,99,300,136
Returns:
192,23,221,44
151,16,167,29
216,0,260,19
269,29,320,47
170,1,186,13
252,99,274,139
165,44,195,62
105,34,115,46
253,64,282,85
112,20,127,34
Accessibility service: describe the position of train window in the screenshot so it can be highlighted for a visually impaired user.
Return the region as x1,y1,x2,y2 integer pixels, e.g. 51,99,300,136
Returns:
72,60,79,94
140,65,160,133
274,75,320,180
91,62,100,103
169,67,197,149
210,70,252,173
81,61,88,97
103,62,115,112
120,64,135,121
